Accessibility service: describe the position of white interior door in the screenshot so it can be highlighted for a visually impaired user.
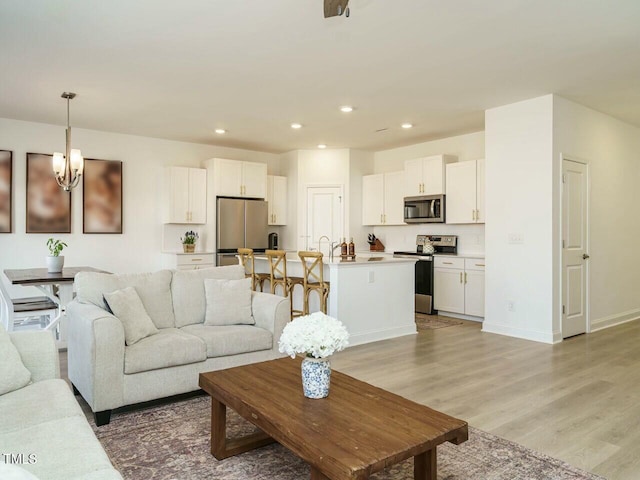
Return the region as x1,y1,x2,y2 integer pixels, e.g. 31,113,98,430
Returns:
306,186,343,257
562,159,589,338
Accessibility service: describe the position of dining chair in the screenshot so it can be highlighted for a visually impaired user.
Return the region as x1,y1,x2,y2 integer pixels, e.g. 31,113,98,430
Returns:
265,250,304,319
238,248,269,291
0,279,59,332
298,251,330,315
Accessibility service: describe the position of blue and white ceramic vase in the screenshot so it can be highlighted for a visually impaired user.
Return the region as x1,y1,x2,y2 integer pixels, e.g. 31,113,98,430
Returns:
301,357,331,399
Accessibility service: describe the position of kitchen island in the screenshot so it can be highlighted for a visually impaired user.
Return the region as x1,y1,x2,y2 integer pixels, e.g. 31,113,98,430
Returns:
254,254,417,346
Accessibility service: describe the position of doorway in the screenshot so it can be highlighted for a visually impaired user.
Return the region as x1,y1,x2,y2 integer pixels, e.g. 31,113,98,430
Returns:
305,186,344,256
561,158,589,338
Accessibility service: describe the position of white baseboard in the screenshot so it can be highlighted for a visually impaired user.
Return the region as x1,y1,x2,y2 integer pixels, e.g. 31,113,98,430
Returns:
481,322,559,344
348,324,417,347
590,309,640,332
437,311,483,322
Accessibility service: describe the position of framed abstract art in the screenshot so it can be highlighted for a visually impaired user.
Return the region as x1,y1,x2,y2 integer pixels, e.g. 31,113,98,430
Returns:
26,152,71,233
0,150,11,233
83,158,123,234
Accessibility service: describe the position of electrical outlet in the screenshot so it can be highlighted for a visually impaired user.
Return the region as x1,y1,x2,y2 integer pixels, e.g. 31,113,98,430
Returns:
507,301,515,312
508,233,524,244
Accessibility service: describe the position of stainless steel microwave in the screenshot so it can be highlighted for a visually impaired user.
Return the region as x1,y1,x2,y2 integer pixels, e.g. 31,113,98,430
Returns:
404,195,445,223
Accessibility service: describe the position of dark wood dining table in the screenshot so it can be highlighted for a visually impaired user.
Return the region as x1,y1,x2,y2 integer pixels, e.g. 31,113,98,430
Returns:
3,266,109,347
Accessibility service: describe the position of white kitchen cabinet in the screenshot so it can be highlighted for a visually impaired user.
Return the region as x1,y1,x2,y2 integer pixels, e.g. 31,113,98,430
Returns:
213,158,267,199
163,253,215,270
446,159,485,224
267,175,288,225
164,167,207,224
404,155,457,196
362,171,405,226
434,256,485,317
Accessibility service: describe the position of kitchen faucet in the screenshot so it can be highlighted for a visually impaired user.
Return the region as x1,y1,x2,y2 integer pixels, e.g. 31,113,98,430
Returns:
318,236,331,257
330,241,342,261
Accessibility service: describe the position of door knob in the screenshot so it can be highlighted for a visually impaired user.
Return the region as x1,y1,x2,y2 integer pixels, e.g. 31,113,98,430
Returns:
583,254,590,260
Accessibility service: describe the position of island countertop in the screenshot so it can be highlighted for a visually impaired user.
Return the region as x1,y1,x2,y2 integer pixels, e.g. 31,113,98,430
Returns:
253,254,416,346
254,253,417,267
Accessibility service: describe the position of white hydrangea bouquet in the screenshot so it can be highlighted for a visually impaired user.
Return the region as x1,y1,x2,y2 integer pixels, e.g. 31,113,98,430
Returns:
278,312,349,359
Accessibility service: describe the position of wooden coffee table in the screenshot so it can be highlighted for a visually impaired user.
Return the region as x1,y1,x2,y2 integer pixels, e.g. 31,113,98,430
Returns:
199,357,467,479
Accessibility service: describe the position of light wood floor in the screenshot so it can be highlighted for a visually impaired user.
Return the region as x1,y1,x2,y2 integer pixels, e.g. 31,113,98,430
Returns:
61,319,640,479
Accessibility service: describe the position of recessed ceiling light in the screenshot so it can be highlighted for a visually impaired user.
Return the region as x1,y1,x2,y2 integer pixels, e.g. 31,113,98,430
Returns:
291,123,302,129
340,106,354,113
401,123,413,129
214,129,226,134
318,144,327,149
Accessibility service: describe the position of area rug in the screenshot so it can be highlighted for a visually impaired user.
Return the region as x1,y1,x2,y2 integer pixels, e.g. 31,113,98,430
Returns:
415,314,464,330
92,395,604,480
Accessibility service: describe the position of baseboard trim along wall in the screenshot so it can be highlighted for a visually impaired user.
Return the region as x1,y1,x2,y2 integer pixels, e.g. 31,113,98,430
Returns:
481,322,560,345
437,311,483,323
348,325,417,347
590,309,640,333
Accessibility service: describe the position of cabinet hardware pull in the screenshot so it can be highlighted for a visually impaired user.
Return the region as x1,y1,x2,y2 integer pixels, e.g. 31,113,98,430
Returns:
191,258,202,262
476,209,480,221
384,214,386,223
476,264,485,267
459,272,463,283
464,272,467,284
443,262,453,265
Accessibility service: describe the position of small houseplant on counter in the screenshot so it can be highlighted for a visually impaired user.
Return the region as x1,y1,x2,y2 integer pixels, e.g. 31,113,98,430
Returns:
181,230,198,253
46,238,68,273
278,312,349,399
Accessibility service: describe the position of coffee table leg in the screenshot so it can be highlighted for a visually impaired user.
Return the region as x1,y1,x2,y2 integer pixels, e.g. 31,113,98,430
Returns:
414,447,436,480
211,397,227,459
310,466,331,480
210,397,276,460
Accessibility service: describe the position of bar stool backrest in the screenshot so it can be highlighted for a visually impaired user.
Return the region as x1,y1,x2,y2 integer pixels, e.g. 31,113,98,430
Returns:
265,250,287,280
237,248,255,276
298,251,324,286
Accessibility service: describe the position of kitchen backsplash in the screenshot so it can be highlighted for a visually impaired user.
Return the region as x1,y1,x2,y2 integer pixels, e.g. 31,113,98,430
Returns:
371,224,485,255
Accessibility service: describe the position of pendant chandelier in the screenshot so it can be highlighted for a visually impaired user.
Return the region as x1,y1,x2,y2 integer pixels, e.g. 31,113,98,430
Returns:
52,92,84,191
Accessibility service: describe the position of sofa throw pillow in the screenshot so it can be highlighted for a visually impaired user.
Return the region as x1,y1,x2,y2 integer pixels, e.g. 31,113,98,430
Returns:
172,265,246,328
0,324,32,396
104,287,159,346
75,270,176,329
204,277,255,326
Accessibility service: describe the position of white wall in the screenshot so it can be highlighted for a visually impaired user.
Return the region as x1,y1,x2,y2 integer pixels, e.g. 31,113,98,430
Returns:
483,95,556,343
374,131,485,172
348,150,375,251
0,117,278,294
371,131,486,253
553,96,640,332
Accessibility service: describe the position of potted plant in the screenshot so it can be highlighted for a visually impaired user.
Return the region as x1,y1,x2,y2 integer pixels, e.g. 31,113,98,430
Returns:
46,238,68,273
181,230,198,253
278,312,349,399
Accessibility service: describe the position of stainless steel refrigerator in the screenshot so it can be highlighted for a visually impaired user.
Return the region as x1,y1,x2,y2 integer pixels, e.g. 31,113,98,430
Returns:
216,198,269,266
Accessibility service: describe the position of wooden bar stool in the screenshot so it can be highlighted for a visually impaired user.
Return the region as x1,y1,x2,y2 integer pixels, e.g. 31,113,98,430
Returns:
238,248,269,292
265,250,304,319
298,251,330,315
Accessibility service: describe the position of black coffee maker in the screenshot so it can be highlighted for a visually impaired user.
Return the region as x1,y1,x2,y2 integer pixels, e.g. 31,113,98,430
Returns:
268,232,279,250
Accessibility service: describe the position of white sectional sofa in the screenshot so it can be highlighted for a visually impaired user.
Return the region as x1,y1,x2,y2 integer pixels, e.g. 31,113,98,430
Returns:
0,329,122,480
67,265,289,426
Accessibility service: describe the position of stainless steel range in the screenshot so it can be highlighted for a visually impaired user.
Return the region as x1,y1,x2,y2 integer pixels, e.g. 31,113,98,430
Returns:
394,235,458,314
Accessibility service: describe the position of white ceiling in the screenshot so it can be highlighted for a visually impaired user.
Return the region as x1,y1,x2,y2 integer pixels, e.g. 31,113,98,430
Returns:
1,0,639,153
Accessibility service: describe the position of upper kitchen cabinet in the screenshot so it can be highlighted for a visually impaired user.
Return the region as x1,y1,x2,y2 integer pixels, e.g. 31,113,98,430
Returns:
267,175,287,225
445,159,485,224
362,171,404,226
212,158,267,199
164,167,207,224
404,155,457,196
